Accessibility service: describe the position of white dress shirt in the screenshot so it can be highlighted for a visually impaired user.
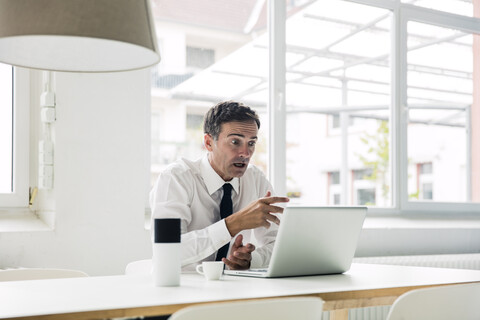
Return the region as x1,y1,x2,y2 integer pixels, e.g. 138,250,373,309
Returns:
150,155,278,271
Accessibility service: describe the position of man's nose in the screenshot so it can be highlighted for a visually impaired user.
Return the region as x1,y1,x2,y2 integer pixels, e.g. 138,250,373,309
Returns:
239,145,252,158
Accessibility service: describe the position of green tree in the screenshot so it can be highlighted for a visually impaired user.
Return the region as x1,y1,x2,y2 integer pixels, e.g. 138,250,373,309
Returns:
357,120,390,203
357,119,420,202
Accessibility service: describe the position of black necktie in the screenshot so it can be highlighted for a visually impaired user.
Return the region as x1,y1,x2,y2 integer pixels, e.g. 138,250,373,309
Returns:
216,183,233,261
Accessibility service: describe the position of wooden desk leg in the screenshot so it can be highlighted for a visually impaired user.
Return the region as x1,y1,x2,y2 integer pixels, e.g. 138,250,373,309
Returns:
330,309,349,320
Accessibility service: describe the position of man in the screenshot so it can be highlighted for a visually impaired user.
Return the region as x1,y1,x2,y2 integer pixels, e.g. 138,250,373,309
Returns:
150,101,289,270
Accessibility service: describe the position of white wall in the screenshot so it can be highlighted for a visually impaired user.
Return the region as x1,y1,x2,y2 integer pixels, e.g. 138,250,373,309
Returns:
0,70,152,276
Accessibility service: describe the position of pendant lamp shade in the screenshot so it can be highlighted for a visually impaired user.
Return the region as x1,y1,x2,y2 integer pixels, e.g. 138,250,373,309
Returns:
0,0,160,72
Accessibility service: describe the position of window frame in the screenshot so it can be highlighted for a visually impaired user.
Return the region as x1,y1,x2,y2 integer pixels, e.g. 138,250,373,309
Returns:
268,0,480,214
399,4,480,213
0,67,30,208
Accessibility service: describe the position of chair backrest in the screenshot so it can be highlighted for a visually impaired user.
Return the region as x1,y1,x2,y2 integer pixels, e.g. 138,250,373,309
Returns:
168,297,324,320
386,282,480,320
0,268,88,282
125,259,152,275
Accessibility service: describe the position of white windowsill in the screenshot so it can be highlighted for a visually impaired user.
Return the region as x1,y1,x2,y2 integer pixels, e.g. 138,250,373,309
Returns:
1,209,480,233
364,214,480,229
0,209,54,233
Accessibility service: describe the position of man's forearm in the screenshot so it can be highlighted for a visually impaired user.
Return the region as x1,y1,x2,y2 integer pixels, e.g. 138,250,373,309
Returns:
180,219,232,266
250,242,275,268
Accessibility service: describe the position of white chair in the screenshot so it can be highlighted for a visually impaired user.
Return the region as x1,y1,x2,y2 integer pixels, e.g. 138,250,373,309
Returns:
386,282,480,320
125,259,152,275
0,268,88,281
168,297,324,320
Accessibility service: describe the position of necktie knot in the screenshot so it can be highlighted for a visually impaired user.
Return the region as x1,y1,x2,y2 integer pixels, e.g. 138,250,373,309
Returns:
223,183,232,195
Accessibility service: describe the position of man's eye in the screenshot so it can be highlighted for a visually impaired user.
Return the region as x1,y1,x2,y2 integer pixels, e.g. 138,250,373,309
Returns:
231,139,239,145
248,141,256,147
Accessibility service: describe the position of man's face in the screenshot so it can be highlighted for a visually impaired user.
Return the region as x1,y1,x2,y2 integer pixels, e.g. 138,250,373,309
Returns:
205,120,258,181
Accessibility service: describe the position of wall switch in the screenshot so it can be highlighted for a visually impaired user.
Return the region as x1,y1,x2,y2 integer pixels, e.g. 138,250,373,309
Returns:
39,140,54,165
39,164,54,177
39,176,54,189
39,140,53,152
38,163,54,190
39,152,53,165
40,91,55,107
41,107,56,123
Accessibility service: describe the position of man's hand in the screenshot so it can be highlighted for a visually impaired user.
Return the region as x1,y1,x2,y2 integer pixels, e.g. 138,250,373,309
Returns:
222,234,255,270
225,191,289,236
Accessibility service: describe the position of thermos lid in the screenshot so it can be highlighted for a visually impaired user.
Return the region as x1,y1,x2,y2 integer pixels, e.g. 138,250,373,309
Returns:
154,218,181,243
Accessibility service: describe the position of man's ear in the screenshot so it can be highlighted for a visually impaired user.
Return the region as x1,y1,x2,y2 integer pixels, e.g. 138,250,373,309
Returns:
204,134,214,152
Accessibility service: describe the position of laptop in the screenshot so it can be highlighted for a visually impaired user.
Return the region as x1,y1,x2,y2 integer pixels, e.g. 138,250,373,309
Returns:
224,206,367,278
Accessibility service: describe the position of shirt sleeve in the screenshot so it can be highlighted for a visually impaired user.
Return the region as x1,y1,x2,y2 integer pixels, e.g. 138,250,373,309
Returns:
249,168,280,268
250,218,278,268
150,169,231,267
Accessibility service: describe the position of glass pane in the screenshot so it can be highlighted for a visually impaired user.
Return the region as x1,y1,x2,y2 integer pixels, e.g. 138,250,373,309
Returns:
0,63,13,193
401,0,474,17
150,0,268,186
406,21,478,202
285,0,392,206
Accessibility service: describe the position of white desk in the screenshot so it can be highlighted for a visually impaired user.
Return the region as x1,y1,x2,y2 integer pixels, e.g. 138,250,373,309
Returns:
1,263,480,320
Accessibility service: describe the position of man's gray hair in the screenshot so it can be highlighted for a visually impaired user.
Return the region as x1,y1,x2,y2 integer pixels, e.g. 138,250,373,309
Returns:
203,101,260,140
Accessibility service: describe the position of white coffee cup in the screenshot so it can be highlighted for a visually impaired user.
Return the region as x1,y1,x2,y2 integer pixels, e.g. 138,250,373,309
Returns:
196,261,224,280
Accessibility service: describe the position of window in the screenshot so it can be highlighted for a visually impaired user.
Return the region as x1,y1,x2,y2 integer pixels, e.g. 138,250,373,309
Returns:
330,171,340,185
330,114,354,130
0,64,13,194
422,183,433,200
150,0,268,185
333,193,341,205
354,168,374,181
186,46,215,69
150,0,480,214
357,188,376,206
408,162,434,201
328,171,341,205
420,162,432,175
0,64,29,208
405,19,478,205
285,0,392,206
353,168,377,205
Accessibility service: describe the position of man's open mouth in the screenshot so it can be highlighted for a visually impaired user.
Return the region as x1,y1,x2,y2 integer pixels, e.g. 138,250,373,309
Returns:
233,163,246,168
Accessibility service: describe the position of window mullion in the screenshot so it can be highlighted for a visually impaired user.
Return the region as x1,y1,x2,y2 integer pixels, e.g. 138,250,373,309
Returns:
268,0,286,196
398,8,409,211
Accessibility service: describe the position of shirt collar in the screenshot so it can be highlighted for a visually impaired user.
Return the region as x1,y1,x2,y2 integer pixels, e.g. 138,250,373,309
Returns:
201,155,239,195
